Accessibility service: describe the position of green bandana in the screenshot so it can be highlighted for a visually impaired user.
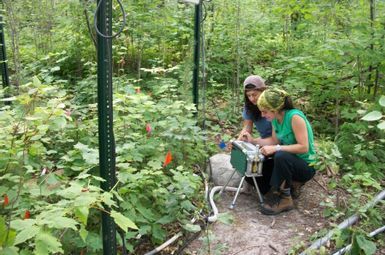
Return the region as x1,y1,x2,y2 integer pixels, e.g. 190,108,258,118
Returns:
257,88,289,111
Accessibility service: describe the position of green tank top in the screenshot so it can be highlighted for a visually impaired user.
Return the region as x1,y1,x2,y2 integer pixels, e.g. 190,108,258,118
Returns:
272,109,316,163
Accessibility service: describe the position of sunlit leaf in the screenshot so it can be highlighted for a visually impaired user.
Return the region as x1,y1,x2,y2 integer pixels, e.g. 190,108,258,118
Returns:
377,121,385,130
361,111,382,121
182,223,201,233
50,66,60,72
79,225,88,243
217,212,234,225
1,247,19,255
101,192,115,207
379,95,385,107
32,76,41,87
45,216,78,230
74,143,99,165
0,96,17,102
10,219,36,231
0,217,16,247
14,226,39,245
34,231,63,254
111,210,138,231
74,207,89,225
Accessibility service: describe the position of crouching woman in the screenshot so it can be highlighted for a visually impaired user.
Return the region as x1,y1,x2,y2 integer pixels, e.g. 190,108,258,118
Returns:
256,88,316,215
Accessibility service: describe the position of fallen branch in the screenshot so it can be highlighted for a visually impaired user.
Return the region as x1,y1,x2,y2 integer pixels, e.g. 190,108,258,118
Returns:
312,177,329,193
269,243,279,252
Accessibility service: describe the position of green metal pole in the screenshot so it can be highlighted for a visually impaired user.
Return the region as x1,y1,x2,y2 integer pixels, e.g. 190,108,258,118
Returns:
0,2,10,90
96,0,117,254
192,2,201,116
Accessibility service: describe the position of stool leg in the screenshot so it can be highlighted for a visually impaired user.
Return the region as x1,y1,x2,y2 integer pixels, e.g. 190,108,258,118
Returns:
252,176,264,204
230,176,245,209
220,169,237,195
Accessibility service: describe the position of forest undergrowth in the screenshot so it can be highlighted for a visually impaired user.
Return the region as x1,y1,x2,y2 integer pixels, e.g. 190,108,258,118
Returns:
1,0,385,254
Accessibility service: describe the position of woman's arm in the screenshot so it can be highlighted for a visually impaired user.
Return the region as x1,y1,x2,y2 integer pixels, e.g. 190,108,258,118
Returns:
237,120,253,140
260,115,308,155
239,120,253,136
238,120,278,145
289,115,309,153
242,126,278,146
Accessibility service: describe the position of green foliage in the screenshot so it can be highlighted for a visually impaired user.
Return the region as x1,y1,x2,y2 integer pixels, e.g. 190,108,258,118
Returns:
313,139,342,174
4,0,385,253
287,241,306,255
336,99,385,179
0,78,206,253
361,96,385,130
319,195,344,220
197,230,229,255
350,233,377,255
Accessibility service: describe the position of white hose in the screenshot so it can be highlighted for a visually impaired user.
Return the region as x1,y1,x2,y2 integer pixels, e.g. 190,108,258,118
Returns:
145,163,248,253
207,185,247,222
301,189,385,255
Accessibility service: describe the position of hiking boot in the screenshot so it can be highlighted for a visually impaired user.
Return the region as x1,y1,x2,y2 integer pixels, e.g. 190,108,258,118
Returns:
260,194,294,215
291,181,304,199
263,189,281,205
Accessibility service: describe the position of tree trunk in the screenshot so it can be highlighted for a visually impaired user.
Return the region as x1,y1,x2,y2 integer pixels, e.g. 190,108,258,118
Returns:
3,0,21,89
367,0,375,94
235,0,240,114
137,41,142,80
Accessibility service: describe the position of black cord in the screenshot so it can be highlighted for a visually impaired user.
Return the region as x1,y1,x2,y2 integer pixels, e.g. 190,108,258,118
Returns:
175,230,202,255
118,228,128,255
94,0,127,39
115,197,128,255
201,1,208,23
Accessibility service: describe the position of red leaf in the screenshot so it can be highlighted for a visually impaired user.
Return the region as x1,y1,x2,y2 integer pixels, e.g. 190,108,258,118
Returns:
163,151,172,167
3,194,9,207
65,109,72,117
145,123,152,135
24,210,30,220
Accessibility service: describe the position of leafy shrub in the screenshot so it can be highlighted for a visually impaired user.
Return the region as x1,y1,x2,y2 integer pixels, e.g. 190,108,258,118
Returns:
0,77,206,254
336,97,385,179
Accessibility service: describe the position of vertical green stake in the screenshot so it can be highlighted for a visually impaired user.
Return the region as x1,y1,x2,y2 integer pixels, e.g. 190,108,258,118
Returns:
96,0,117,254
0,2,10,91
192,2,201,117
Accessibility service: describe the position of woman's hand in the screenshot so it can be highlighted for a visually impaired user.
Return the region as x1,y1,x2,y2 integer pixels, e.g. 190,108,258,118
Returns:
259,145,277,156
238,130,253,143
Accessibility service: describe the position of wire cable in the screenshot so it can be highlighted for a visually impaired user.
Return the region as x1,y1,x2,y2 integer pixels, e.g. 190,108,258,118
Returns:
94,0,126,39
201,1,208,23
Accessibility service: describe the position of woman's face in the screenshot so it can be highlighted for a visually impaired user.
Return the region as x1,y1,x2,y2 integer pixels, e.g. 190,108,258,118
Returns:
245,89,263,105
260,109,276,121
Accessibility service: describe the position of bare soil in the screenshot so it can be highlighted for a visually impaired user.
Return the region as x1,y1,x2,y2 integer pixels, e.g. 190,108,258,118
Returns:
182,172,331,255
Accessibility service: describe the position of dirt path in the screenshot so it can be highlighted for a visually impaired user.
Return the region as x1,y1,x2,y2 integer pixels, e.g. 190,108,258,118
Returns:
183,173,330,255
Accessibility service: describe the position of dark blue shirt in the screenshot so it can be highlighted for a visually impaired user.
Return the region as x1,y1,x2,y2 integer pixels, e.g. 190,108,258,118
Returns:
242,108,272,138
